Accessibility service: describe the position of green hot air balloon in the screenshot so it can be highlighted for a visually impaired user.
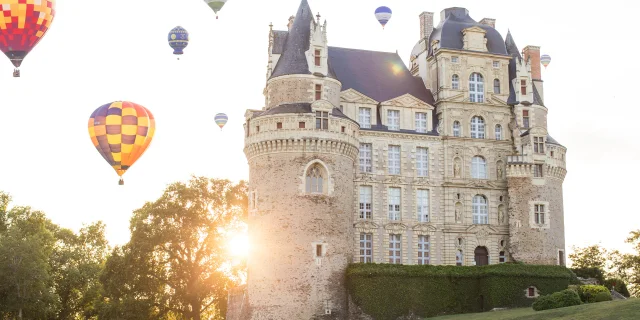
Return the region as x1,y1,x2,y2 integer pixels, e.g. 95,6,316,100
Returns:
204,0,228,19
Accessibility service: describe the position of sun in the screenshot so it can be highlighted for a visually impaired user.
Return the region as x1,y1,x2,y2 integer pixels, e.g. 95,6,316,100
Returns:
227,232,249,259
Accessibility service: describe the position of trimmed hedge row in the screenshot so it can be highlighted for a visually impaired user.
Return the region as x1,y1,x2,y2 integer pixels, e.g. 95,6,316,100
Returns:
347,263,575,320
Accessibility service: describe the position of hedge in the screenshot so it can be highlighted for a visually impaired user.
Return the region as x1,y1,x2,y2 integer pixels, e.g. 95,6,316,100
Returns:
532,289,582,311
577,285,609,303
347,263,575,320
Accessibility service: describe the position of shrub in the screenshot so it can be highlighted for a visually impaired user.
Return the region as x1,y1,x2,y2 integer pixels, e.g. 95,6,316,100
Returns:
347,263,575,320
570,267,605,283
603,278,631,298
594,291,612,302
577,285,609,303
532,289,582,311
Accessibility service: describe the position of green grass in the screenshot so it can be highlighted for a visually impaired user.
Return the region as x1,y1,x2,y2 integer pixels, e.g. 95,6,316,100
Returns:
431,299,640,320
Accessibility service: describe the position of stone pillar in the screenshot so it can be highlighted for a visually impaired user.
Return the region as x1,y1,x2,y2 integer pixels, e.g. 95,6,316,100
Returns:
419,12,434,40
479,18,496,28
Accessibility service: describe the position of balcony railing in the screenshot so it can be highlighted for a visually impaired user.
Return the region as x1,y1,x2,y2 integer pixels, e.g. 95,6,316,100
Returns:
507,154,531,164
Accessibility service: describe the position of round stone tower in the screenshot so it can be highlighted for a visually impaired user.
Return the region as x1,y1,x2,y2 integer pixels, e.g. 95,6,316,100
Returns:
240,1,358,318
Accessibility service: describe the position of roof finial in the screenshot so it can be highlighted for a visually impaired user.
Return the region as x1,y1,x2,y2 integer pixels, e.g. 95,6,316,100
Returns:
316,12,321,24
269,22,273,31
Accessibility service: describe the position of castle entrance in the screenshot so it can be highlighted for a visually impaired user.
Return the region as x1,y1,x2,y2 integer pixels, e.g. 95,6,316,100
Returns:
474,246,489,266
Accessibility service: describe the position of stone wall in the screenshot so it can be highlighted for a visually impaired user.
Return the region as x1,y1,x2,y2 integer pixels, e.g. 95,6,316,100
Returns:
507,175,565,265
266,75,342,109
244,150,355,319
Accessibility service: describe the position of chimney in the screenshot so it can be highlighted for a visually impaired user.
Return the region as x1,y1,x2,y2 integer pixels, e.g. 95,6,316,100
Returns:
287,15,295,31
479,18,496,28
522,45,541,80
419,12,434,40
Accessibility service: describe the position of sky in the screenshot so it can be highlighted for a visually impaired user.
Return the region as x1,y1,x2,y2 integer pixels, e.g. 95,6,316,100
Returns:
0,0,638,259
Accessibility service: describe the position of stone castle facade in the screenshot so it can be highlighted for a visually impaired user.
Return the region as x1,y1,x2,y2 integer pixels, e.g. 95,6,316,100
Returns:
230,1,568,318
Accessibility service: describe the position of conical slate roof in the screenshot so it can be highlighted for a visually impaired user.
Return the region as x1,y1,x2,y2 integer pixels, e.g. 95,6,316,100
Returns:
505,30,520,106
270,0,313,78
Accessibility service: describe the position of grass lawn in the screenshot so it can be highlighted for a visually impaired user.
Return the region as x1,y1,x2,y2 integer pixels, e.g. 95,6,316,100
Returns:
431,298,640,320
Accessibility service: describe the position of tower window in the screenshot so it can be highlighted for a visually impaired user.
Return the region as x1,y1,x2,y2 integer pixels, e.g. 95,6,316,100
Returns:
256,125,260,133
521,80,527,95
558,250,565,266
315,111,328,130
534,164,544,178
315,84,322,100
469,73,484,103
534,137,545,153
535,204,545,224
522,110,530,128
314,49,321,66
305,164,325,194
493,79,500,94
277,122,282,129
299,121,306,128
316,244,323,257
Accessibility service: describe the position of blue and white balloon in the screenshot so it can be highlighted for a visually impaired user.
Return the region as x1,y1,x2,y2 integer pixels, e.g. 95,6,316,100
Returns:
375,6,392,29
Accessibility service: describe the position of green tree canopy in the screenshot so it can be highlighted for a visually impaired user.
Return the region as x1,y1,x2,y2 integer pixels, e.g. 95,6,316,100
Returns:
569,244,608,270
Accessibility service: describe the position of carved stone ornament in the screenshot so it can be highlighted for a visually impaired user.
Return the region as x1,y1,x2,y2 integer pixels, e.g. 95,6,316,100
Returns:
476,227,489,240
385,222,407,234
355,221,379,233
413,223,437,236
356,173,376,183
385,175,404,185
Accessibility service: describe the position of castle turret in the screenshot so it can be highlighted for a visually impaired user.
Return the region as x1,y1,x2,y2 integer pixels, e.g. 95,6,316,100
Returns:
240,0,358,318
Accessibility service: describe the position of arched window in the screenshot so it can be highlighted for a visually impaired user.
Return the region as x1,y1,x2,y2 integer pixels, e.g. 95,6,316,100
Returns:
456,250,463,266
493,79,500,94
472,195,488,224
453,121,461,137
495,124,502,140
470,116,485,139
471,156,487,179
469,73,484,102
452,74,459,90
306,164,325,194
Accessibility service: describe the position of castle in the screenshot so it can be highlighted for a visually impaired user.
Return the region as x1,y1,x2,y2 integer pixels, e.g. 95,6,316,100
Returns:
232,1,568,318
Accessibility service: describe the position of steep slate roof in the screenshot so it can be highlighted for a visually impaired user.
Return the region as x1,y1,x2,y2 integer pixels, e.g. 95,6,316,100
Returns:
520,129,565,148
328,47,435,105
271,31,288,54
505,30,521,106
270,0,313,78
427,8,508,57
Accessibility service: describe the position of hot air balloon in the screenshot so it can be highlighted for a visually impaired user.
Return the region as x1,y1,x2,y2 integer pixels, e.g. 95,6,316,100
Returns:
374,6,392,29
204,0,228,19
0,0,56,77
540,54,551,69
88,101,156,185
214,113,228,130
168,26,189,60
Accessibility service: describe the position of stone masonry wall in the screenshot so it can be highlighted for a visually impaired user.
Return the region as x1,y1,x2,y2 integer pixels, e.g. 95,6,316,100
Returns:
507,176,565,265
245,152,355,319
266,75,342,109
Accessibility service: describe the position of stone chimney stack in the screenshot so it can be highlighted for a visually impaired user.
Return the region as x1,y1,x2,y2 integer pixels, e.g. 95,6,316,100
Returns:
419,12,434,40
522,45,544,103
287,15,295,31
479,18,496,28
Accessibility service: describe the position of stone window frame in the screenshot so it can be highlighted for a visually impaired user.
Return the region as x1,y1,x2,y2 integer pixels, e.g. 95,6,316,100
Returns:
300,160,333,196
387,187,402,221
456,249,464,266
358,185,373,220
415,112,428,133
358,107,372,129
470,116,485,139
525,286,539,298
388,233,402,264
469,72,485,103
522,109,530,128
471,156,487,179
388,145,401,175
451,74,460,90
557,248,566,266
359,233,374,263
451,56,459,63
499,250,506,263
415,147,429,177
495,124,503,140
416,235,431,265
315,110,329,130
354,224,379,263
453,120,461,137
416,188,430,223
249,190,258,211
533,163,544,178
387,109,400,131
533,136,545,154
528,200,550,229
493,61,500,68
311,241,328,266
493,78,500,94
472,195,489,225
359,143,373,173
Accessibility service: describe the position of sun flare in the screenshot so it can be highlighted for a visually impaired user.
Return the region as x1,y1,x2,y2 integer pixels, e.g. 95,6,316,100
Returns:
227,233,249,259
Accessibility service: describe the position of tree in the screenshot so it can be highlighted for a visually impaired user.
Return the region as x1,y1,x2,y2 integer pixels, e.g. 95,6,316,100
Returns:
569,244,608,270
99,177,247,320
615,230,640,297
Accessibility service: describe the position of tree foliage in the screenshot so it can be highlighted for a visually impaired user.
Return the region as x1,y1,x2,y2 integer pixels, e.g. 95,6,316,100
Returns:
569,245,608,270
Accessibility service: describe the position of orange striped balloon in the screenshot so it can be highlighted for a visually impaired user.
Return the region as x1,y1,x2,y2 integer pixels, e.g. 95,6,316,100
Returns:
88,101,155,185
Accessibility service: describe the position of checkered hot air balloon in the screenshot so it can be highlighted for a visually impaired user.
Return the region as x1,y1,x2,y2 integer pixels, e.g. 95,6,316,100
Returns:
88,101,156,186
214,113,228,130
204,0,228,19
168,26,189,60
0,0,56,77
374,6,392,29
541,54,551,69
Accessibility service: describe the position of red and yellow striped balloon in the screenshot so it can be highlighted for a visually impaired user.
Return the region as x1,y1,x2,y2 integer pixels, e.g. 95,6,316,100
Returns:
88,101,156,185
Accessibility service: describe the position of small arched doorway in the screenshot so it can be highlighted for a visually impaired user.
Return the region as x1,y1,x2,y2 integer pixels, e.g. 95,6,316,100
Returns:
474,246,489,266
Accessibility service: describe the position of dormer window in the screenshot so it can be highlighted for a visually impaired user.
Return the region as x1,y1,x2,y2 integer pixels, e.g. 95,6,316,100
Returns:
534,137,545,154
387,110,400,131
316,111,328,130
521,80,527,95
522,110,530,128
315,84,322,100
314,49,321,66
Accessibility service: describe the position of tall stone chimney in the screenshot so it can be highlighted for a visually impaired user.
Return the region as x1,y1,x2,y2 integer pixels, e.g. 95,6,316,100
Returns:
287,15,295,31
420,12,434,40
479,18,496,28
522,45,544,103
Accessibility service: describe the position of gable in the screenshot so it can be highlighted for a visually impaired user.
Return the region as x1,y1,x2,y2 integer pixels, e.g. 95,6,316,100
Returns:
341,88,378,105
382,93,435,110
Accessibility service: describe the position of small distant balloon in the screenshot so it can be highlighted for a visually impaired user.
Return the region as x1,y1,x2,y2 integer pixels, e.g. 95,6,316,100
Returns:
214,113,228,130
375,6,392,29
205,0,228,19
168,26,189,60
540,54,551,68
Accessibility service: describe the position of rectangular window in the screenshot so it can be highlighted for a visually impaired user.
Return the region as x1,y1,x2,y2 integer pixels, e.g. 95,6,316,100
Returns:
256,125,260,133
299,121,305,128
359,143,372,173
387,110,400,131
535,204,545,224
528,287,535,297
277,122,282,129
389,234,402,264
316,244,323,257
417,235,430,265
315,111,328,130
388,187,401,221
359,233,373,263
534,137,545,154
315,84,322,100
522,110,530,128
415,112,428,133
359,186,372,219
451,56,459,63
499,251,506,263
388,145,401,174
534,164,544,178
456,250,463,266
493,61,500,68
416,147,428,177
359,108,371,129
314,49,321,66
521,80,527,95
559,250,565,266
416,189,429,222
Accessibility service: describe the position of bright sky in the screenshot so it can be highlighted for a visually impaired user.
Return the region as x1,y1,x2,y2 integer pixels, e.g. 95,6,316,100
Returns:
1,0,638,258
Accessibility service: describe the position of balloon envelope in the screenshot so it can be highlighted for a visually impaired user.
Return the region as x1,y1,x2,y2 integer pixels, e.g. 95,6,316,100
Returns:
540,54,551,68
0,0,56,68
88,101,156,183
168,26,189,55
375,6,392,28
214,113,228,129
205,0,228,15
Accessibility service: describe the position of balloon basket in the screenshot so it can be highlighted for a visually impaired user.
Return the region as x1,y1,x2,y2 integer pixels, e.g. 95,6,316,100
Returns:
12,69,20,77
119,178,124,186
